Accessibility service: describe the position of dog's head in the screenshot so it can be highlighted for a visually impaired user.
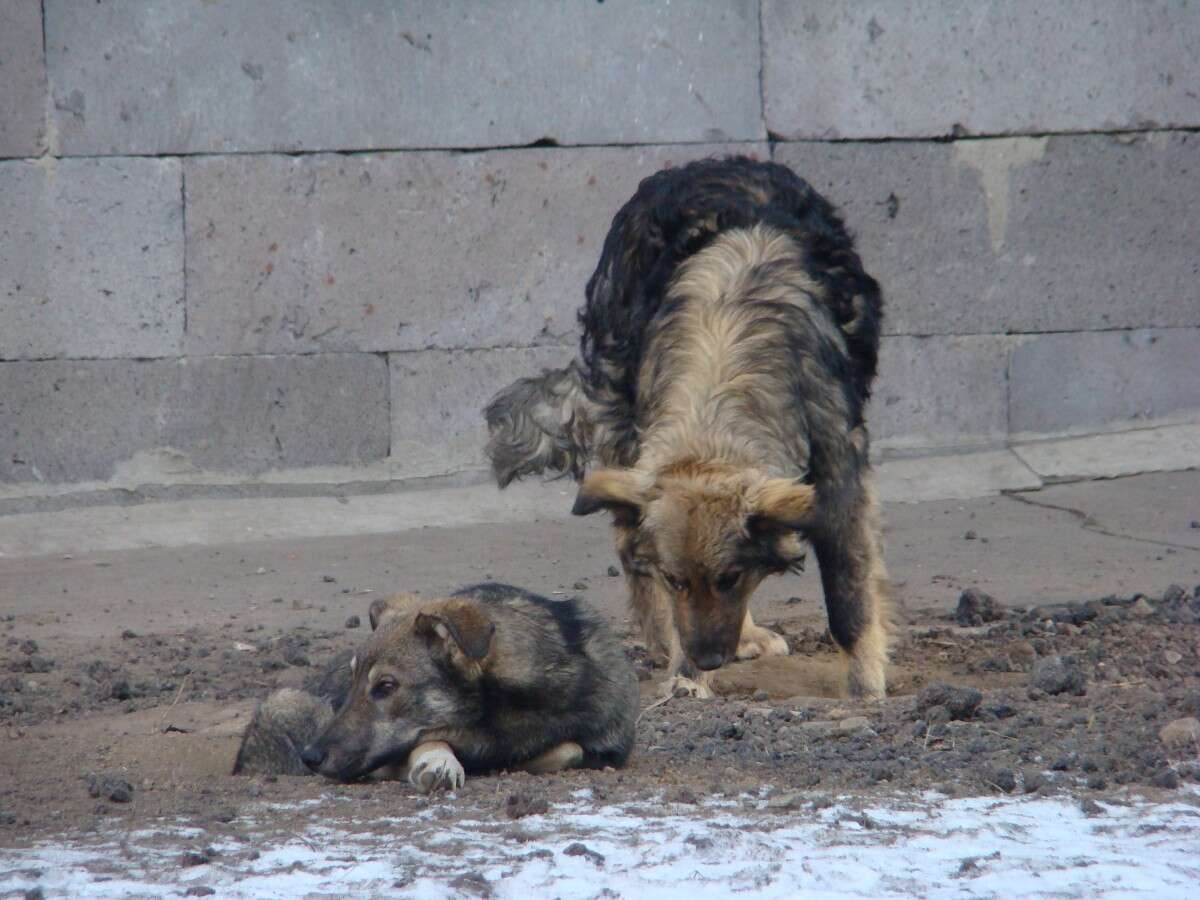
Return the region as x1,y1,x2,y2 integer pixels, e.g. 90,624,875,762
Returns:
300,593,495,781
573,464,813,671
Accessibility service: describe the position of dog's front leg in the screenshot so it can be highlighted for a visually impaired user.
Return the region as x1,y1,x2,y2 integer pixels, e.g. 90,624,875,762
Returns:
811,477,890,700
405,741,466,794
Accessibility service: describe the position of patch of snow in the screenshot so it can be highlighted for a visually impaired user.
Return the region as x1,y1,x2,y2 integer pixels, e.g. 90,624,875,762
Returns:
2,790,1198,898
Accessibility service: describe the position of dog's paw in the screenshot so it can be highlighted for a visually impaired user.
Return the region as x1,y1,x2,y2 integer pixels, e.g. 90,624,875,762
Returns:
407,743,465,794
736,624,790,661
663,674,714,700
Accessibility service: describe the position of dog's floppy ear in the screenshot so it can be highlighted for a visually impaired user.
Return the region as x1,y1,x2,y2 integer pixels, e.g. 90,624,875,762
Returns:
571,469,650,519
749,478,816,531
368,593,421,631
414,599,496,670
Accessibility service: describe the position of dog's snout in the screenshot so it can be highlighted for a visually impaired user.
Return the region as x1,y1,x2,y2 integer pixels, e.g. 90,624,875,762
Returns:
299,744,326,772
693,650,728,672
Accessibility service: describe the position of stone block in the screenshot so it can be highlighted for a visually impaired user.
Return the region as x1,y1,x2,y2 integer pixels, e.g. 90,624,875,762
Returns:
1009,328,1200,435
46,0,763,155
869,335,1010,454
0,0,47,157
763,0,1200,139
184,144,765,355
775,132,1200,335
389,345,575,476
0,157,183,360
0,354,389,483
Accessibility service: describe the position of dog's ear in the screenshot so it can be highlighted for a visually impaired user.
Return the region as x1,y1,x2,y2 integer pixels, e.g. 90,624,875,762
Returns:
748,478,816,531
369,593,421,631
414,599,496,671
571,469,650,520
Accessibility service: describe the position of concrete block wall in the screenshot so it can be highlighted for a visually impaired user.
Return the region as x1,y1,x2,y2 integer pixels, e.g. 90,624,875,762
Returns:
2,0,1198,492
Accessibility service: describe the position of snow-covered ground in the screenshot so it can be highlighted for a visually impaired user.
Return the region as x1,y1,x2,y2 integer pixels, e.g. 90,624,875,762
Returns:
3,790,1199,898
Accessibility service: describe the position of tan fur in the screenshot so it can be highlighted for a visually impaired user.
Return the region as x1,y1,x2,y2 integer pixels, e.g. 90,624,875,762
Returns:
839,478,892,700
520,741,585,775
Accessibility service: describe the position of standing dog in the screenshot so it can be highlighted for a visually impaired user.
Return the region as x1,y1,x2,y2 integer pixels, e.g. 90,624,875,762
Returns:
485,157,889,699
233,583,638,791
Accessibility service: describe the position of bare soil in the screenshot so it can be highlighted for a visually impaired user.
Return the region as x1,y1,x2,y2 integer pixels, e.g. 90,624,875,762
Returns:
2,578,1197,853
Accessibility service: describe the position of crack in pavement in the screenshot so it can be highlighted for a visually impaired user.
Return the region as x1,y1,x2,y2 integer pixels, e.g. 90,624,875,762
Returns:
1005,492,1200,553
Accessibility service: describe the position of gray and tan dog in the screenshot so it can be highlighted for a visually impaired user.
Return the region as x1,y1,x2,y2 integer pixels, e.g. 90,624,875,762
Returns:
233,583,639,792
486,157,890,701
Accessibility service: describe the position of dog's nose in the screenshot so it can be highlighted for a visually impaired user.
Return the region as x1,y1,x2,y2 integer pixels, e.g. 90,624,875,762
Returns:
299,744,326,772
693,651,728,671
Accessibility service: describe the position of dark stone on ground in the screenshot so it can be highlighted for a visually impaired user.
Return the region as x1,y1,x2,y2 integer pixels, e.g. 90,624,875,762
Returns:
916,683,982,720
1030,655,1087,696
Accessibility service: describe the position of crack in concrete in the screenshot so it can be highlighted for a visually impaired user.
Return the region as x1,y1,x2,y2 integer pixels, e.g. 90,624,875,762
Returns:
1005,492,1200,553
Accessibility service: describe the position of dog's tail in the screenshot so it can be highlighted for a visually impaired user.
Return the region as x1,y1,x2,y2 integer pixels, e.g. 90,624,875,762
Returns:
484,360,597,488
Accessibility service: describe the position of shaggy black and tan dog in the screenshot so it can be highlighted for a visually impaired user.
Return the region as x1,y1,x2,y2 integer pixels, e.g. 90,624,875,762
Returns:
485,157,889,700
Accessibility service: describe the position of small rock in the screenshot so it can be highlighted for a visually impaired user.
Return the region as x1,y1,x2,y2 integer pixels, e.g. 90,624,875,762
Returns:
785,595,804,605
1129,597,1155,618
447,872,493,897
109,680,132,701
1152,769,1180,789
1080,798,1105,817
505,793,549,819
86,774,133,804
766,791,803,811
916,683,983,720
563,842,605,866
1159,717,1200,748
1163,649,1182,665
184,888,216,897
344,615,361,629
120,629,138,640
572,581,588,591
607,566,620,577
1161,584,1188,604
322,575,337,583
179,849,211,868
668,787,698,804
955,589,1003,627
1029,656,1087,696
963,530,977,541
720,723,744,740
991,769,1016,793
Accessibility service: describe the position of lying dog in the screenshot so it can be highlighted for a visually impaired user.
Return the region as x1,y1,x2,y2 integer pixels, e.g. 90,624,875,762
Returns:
485,157,890,700
233,583,639,791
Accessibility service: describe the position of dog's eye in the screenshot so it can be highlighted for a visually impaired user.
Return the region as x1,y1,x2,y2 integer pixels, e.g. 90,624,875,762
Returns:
715,571,742,592
370,678,398,700
661,572,684,592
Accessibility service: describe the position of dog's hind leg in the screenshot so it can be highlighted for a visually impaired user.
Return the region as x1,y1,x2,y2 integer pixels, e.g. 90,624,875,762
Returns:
520,741,585,775
483,360,597,487
811,475,891,700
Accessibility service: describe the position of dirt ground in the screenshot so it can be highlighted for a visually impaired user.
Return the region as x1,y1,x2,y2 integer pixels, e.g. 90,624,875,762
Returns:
0,472,1198,894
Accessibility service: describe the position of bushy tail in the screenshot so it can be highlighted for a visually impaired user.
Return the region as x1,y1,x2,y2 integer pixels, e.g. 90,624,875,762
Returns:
484,361,597,487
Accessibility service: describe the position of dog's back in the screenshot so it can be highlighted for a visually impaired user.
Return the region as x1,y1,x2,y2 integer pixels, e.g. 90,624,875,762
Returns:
485,157,882,481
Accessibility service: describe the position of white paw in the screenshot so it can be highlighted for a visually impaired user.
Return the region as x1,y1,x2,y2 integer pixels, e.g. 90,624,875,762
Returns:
736,626,790,661
408,746,465,794
664,674,714,700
